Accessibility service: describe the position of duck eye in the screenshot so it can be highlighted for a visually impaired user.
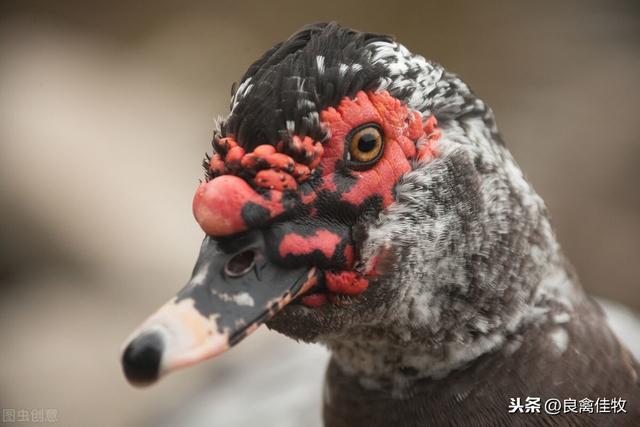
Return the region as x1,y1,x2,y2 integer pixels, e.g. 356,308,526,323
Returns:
347,124,384,166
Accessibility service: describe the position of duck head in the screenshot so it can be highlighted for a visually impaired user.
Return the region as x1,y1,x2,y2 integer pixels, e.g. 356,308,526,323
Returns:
122,23,555,386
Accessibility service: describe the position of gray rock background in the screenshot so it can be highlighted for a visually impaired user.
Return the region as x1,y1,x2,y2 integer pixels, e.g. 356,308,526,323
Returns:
1,1,638,426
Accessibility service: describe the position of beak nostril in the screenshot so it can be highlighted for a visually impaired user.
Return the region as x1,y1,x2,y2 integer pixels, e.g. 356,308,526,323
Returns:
224,250,256,277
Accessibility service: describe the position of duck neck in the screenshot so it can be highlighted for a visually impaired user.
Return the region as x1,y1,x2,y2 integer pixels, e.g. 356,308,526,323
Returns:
324,318,512,394
324,327,506,393
322,243,579,394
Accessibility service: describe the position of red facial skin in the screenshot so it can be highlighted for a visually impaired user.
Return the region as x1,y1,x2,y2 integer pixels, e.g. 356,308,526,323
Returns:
279,230,343,260
193,90,440,307
300,293,328,308
318,91,417,205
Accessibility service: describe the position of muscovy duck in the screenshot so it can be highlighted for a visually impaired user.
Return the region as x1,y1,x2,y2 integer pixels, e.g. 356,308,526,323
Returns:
122,23,640,426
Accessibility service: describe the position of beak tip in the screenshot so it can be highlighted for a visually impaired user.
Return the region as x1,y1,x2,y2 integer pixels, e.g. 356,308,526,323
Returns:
121,332,164,387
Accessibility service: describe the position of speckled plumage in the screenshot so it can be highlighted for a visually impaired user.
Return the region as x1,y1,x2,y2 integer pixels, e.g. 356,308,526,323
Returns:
122,22,640,426
263,23,640,425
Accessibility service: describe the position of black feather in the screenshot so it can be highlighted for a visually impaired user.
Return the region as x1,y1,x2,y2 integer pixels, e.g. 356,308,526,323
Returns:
224,22,393,150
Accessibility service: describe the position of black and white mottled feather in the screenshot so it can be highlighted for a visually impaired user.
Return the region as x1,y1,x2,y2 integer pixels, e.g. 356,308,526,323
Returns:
230,23,640,426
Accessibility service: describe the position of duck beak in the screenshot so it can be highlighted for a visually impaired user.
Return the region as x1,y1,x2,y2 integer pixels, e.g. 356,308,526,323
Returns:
120,231,316,386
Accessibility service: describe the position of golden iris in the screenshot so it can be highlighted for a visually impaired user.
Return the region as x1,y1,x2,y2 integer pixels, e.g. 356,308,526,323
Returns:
348,124,384,165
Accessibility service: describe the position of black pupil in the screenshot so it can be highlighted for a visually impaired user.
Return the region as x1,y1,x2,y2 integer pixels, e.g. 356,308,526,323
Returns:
357,132,378,152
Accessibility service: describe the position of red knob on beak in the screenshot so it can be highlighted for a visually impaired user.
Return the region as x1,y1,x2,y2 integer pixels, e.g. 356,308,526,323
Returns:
193,175,286,237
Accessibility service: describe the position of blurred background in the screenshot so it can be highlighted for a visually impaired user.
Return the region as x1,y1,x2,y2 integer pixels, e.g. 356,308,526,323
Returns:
1,1,639,426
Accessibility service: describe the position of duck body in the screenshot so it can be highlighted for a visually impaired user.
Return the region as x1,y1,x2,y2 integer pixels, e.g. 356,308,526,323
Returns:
121,23,640,426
